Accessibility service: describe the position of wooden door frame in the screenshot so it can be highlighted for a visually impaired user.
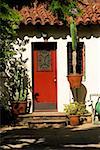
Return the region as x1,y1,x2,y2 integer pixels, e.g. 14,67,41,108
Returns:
32,42,57,112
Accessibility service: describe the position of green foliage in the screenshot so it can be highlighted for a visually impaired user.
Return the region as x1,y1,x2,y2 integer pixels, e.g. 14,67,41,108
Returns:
5,39,31,102
50,0,83,74
49,0,64,20
0,72,9,109
0,1,21,62
49,0,82,51
50,0,82,21
64,101,88,115
50,0,61,13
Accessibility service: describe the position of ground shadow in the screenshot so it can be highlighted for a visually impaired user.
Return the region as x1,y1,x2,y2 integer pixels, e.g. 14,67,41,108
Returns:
0,125,100,150
0,104,18,127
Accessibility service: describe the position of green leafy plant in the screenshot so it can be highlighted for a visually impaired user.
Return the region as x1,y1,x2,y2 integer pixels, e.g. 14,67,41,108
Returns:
0,1,21,63
5,39,31,102
0,1,21,107
6,56,31,102
49,0,82,74
64,101,88,116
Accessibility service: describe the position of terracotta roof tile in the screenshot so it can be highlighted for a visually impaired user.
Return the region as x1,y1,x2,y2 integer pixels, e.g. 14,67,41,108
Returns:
20,4,62,25
75,0,100,25
19,0,100,26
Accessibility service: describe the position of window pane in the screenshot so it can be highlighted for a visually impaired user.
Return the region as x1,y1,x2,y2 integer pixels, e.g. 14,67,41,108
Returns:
67,42,85,75
37,50,52,71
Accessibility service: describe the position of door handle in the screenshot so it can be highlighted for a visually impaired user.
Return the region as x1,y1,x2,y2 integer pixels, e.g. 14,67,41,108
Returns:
34,93,39,102
54,78,57,82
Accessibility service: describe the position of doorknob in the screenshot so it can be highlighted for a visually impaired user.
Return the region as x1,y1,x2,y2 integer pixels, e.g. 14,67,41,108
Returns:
54,78,57,82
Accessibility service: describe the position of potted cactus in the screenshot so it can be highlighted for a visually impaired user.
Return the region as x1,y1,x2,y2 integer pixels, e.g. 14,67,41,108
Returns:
67,17,83,88
50,0,84,88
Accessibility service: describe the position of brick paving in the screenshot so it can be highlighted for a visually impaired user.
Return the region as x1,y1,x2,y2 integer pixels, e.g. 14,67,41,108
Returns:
0,123,100,150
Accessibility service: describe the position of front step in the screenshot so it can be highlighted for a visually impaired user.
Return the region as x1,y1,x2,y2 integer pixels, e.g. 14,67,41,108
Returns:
17,112,68,127
32,112,67,120
28,119,67,128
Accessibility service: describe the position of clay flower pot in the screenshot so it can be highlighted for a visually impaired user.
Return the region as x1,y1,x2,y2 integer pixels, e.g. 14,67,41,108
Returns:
67,73,82,88
11,101,27,115
69,115,80,126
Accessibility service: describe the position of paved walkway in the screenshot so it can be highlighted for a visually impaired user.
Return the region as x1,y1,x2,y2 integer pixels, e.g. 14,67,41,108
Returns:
0,123,100,150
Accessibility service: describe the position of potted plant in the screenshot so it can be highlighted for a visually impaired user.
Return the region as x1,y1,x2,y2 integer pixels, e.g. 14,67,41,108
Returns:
64,101,88,126
6,52,31,115
67,16,84,88
50,0,84,88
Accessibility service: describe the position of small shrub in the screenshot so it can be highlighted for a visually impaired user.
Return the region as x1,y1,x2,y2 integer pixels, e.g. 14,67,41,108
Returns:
64,101,88,116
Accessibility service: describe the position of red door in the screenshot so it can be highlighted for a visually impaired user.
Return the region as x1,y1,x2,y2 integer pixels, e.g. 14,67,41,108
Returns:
32,42,57,111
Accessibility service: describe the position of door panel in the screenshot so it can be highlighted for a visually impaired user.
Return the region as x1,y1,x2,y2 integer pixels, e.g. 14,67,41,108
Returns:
32,42,57,111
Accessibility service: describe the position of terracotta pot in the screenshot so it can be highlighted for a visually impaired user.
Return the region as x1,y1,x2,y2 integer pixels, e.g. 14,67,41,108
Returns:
11,101,27,115
70,115,80,126
67,73,82,88
84,114,92,123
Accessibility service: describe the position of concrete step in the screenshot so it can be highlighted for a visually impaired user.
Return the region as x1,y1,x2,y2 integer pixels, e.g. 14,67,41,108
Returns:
32,112,67,120
17,112,68,127
19,112,66,117
28,119,67,128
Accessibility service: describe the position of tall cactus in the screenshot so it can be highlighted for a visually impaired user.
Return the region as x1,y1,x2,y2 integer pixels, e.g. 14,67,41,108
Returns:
70,17,77,74
70,17,77,51
50,1,81,74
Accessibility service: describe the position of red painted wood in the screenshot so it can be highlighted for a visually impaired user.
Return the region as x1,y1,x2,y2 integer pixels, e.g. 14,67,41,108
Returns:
33,47,57,111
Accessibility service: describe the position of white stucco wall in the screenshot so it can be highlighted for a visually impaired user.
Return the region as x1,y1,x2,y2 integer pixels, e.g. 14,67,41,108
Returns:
80,37,100,111
56,37,73,112
81,37,100,96
22,35,100,113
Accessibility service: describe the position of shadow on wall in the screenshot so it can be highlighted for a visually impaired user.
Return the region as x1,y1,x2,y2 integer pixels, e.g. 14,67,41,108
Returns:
71,84,87,103
19,24,100,39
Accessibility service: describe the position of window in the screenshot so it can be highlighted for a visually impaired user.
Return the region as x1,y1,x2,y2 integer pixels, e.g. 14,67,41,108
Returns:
67,42,85,77
37,50,52,71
